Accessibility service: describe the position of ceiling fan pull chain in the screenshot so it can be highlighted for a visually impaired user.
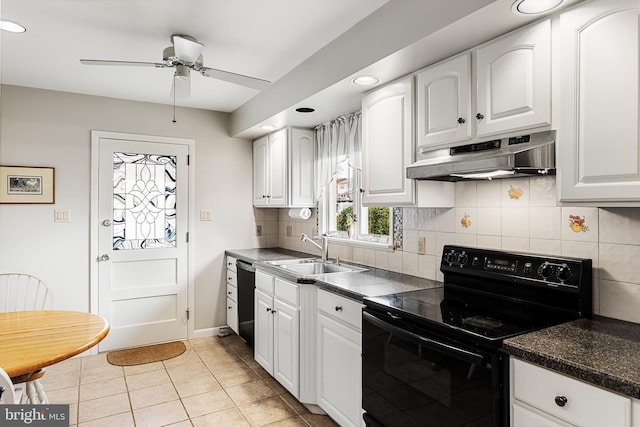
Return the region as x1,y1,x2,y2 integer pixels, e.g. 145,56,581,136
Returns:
172,79,177,124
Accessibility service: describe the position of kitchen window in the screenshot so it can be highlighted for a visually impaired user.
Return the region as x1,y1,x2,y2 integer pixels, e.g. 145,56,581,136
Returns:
316,113,394,249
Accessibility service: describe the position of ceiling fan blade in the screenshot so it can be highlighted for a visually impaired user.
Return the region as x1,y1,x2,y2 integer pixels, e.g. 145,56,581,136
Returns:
170,65,191,99
200,67,271,91
80,59,167,68
172,35,204,64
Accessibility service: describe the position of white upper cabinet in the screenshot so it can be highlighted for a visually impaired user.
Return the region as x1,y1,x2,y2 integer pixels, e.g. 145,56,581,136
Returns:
362,76,415,205
253,127,315,207
475,19,551,137
415,20,551,154
416,52,472,148
556,0,640,204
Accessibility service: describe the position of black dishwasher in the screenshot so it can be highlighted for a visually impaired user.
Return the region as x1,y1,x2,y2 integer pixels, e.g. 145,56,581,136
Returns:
236,259,255,348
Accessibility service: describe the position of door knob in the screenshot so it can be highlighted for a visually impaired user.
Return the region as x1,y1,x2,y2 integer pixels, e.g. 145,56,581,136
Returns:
457,117,466,124
475,113,485,120
100,254,110,261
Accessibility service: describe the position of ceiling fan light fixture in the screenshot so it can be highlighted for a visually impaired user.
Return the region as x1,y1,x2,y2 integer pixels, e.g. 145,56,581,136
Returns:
511,0,564,15
174,64,190,80
0,20,26,33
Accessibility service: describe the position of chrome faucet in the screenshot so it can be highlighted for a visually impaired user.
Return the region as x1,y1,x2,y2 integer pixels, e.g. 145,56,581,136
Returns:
300,233,329,262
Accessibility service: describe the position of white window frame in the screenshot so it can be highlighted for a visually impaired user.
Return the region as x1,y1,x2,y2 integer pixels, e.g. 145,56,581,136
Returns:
318,157,394,251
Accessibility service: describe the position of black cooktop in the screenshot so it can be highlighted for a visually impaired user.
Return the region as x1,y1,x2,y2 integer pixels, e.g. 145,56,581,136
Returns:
364,287,552,342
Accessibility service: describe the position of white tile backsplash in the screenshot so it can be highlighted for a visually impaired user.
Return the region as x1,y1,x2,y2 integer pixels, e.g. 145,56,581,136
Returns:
264,179,640,325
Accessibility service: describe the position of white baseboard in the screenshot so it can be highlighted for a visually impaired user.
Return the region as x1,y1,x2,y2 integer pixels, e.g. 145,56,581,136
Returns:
191,327,219,339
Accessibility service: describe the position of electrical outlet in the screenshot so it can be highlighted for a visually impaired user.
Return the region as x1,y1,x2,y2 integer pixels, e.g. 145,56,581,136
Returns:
286,225,293,237
417,236,426,254
256,224,262,236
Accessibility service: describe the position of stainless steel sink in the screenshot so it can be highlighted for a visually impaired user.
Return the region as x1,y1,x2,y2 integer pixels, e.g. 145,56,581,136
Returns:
265,258,367,276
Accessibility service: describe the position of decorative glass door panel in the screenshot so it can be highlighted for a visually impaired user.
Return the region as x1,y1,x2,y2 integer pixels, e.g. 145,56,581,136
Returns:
112,153,176,250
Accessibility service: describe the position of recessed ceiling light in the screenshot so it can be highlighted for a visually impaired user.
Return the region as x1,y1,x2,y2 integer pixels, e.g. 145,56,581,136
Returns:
260,125,275,131
352,76,380,86
295,107,315,113
0,20,26,33
511,0,564,15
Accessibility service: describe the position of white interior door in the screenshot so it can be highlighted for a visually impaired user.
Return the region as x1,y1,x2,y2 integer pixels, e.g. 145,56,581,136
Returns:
93,132,191,351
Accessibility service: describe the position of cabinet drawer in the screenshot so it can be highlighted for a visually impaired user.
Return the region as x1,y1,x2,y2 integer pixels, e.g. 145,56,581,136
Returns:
226,256,237,273
226,283,237,302
256,270,275,294
317,289,363,331
275,277,298,306
512,358,630,426
226,269,237,287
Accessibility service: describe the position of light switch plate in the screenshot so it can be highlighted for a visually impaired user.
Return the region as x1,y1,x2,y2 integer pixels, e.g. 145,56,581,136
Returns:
200,209,212,221
286,225,293,237
54,209,70,222
417,236,426,254
256,225,262,236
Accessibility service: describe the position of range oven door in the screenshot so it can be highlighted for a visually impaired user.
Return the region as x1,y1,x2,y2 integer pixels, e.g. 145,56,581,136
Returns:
362,308,505,427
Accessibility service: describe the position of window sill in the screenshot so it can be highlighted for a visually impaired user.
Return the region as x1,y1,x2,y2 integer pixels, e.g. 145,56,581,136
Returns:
325,236,395,252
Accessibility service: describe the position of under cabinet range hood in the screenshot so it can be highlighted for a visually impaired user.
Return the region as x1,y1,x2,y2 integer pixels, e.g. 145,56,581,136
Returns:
407,130,556,181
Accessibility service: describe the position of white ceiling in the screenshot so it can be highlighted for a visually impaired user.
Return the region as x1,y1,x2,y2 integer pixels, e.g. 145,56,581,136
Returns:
0,0,388,111
1,0,583,139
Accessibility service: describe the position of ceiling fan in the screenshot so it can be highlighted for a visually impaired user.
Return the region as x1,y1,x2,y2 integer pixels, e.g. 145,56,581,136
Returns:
80,34,271,98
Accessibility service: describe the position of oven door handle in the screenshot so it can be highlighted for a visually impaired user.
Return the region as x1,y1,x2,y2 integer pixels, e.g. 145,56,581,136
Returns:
363,311,486,365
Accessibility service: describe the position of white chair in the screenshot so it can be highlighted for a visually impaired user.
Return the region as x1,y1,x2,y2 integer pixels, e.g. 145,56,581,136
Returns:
0,367,24,404
0,273,55,312
0,273,54,404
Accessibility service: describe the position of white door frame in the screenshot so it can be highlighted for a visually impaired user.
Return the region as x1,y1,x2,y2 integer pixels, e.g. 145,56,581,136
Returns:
90,130,196,348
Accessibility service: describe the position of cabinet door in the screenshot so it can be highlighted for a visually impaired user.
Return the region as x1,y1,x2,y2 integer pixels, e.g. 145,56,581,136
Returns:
226,297,239,335
416,52,472,149
268,129,288,206
289,128,315,207
362,76,414,205
317,312,362,427
273,299,299,398
253,136,269,206
254,289,274,374
475,19,551,137
557,0,640,203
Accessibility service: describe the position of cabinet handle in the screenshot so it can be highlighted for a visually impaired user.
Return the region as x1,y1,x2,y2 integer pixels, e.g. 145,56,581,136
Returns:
271,310,277,314
227,291,232,295
266,307,271,312
457,117,466,124
228,306,232,309
335,306,343,312
475,113,485,120
266,195,271,199
554,396,568,407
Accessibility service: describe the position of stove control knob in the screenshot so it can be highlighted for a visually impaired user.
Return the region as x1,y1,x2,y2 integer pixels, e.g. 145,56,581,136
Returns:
444,251,455,263
458,253,468,265
539,262,552,279
557,265,572,282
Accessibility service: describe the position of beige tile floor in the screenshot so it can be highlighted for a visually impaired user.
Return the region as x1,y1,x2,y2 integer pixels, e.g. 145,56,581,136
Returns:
40,334,340,427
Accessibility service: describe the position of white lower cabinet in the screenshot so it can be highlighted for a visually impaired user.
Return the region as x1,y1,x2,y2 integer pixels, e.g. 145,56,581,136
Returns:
254,271,300,398
511,358,631,427
316,289,363,427
226,256,239,335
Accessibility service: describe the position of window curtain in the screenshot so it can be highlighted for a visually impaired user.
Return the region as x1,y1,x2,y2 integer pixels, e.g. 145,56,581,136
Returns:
314,112,361,201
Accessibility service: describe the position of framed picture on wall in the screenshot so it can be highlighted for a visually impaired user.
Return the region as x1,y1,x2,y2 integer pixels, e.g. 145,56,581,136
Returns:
0,166,55,204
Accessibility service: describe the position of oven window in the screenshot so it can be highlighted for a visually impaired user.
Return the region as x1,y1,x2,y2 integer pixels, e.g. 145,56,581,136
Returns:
362,313,500,427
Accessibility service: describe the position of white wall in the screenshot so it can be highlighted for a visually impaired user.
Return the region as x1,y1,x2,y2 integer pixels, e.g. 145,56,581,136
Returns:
0,84,255,332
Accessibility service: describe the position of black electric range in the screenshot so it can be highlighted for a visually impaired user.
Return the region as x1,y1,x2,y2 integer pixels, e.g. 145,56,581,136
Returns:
362,245,592,427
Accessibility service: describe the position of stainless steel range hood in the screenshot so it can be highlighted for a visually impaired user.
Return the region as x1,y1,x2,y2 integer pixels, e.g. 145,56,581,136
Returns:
406,130,556,181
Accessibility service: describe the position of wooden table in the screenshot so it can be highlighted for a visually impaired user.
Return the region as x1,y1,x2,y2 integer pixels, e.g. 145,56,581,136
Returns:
0,310,110,377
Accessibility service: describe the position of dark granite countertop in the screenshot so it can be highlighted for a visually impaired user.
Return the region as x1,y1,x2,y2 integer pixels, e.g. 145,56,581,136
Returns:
503,316,640,399
225,247,442,302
